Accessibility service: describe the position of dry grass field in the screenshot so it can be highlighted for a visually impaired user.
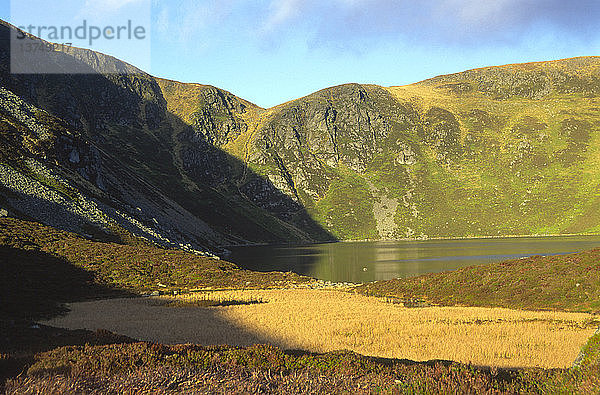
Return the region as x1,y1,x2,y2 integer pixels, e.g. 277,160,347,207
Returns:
43,289,597,369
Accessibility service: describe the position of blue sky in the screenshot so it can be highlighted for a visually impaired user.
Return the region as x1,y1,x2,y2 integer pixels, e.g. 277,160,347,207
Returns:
2,1,600,107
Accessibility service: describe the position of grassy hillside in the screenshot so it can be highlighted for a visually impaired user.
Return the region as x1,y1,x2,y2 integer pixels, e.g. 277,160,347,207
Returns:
206,57,600,240
0,218,310,320
355,249,600,313
0,20,334,252
3,18,599,244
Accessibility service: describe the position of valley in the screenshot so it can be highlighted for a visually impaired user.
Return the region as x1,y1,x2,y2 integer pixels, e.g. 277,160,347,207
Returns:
1,18,600,394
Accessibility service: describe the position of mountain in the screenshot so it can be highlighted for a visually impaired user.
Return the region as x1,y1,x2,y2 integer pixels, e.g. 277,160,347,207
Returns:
213,58,600,239
0,20,333,255
1,19,599,250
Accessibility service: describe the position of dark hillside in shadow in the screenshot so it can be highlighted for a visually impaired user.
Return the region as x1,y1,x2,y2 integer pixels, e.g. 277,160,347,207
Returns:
0,20,335,250
0,246,131,321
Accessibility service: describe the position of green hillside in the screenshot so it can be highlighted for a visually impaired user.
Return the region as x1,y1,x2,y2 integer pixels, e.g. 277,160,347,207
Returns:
207,57,600,240
0,20,334,253
356,248,600,313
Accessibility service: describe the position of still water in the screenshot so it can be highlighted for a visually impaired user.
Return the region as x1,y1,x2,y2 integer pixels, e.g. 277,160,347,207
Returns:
228,236,600,284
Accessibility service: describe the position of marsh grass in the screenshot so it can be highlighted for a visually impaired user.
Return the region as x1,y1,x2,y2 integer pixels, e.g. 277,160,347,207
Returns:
174,290,596,368
47,289,598,369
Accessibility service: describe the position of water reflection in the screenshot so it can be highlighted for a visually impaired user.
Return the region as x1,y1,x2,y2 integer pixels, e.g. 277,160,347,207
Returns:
228,236,600,283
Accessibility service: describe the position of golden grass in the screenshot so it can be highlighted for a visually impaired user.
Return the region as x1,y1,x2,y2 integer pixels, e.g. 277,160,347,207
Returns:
44,289,597,369
185,290,596,368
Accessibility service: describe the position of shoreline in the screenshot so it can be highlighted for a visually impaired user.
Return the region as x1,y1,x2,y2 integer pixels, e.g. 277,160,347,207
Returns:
222,232,600,249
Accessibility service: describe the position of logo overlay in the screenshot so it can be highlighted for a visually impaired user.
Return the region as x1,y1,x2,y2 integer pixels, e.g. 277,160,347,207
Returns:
10,0,151,74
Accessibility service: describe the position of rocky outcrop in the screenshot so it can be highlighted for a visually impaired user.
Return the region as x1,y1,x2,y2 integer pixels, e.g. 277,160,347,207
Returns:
0,84,226,252
251,85,420,204
189,87,250,147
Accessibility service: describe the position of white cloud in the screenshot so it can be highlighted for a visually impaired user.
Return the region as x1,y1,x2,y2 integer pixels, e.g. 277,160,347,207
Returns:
334,0,371,8
263,0,307,32
261,0,375,34
440,0,524,27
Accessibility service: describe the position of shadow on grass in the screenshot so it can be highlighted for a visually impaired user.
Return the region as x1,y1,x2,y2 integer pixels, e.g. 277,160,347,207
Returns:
0,244,292,385
0,245,137,386
0,246,133,322
40,297,281,348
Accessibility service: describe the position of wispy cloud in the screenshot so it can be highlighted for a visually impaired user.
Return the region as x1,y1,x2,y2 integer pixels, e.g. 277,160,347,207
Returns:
262,0,305,32
261,0,373,30
437,0,600,38
153,1,211,42
152,0,240,52
442,0,523,25
148,0,600,58
155,5,170,35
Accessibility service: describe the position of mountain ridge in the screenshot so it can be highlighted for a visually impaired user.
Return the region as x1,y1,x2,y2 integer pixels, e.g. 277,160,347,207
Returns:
409,56,600,87
216,57,600,239
1,17,600,247
0,20,334,254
